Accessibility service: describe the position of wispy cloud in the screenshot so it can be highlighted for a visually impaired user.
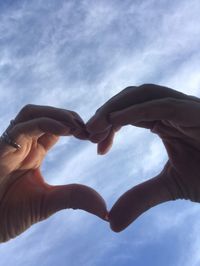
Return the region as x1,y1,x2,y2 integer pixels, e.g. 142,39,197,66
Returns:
0,0,200,265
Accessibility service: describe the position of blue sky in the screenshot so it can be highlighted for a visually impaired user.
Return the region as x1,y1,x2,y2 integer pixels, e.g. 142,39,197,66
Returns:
0,0,200,265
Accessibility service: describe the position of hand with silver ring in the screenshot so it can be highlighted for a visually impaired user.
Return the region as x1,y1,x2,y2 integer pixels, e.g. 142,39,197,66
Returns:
86,84,200,232
0,105,107,242
0,121,21,150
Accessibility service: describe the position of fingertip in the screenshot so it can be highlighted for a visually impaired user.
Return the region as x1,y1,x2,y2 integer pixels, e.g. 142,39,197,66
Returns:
108,212,125,233
97,128,115,155
97,150,107,155
68,184,108,219
110,224,123,233
97,143,110,155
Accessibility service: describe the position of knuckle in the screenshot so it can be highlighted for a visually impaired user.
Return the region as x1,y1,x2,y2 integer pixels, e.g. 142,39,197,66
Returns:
123,86,134,91
21,104,35,114
139,83,155,89
9,123,23,136
138,84,156,97
139,84,168,98
69,110,78,116
119,86,135,96
15,104,38,122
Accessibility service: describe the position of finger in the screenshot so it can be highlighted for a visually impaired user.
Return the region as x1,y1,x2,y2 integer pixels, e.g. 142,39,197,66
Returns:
0,170,108,242
71,126,89,140
37,133,60,151
13,104,86,137
0,118,71,154
108,163,175,232
45,184,108,220
97,128,116,155
37,129,89,156
13,118,70,138
133,121,156,130
86,86,139,135
109,97,200,128
89,126,120,155
86,84,190,137
89,129,111,143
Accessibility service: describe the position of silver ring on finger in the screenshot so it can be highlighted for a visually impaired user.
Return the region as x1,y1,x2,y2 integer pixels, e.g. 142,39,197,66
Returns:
0,120,21,150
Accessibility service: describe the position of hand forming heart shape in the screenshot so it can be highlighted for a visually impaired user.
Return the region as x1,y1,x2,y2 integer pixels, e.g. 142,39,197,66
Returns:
0,106,107,242
86,84,200,232
1,84,200,242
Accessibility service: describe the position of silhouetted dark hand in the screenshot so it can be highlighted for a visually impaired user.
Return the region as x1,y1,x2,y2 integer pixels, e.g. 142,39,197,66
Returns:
86,84,200,232
0,105,107,242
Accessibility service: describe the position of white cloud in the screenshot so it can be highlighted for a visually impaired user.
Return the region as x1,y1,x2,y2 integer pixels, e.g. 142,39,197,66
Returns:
0,0,200,265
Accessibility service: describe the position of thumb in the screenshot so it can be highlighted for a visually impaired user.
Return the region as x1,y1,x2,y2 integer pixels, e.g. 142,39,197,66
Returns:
109,162,175,232
45,184,108,221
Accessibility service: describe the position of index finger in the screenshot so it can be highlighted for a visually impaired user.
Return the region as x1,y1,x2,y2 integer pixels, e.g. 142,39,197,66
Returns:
12,104,88,139
86,84,189,135
15,104,83,127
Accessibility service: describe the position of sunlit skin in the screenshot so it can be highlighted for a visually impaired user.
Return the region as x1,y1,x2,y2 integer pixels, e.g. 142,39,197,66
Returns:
1,84,200,242
0,105,107,242
86,84,200,232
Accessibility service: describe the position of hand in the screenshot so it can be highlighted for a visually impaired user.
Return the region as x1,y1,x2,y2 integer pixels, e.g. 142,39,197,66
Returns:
0,105,107,242
86,84,200,232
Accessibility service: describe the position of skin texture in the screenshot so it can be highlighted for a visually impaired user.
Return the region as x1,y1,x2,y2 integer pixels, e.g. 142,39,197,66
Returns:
1,84,200,241
0,105,107,243
86,84,200,232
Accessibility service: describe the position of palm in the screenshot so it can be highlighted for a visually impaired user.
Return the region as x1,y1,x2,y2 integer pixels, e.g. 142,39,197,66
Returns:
110,95,200,231
0,134,61,242
86,84,200,231
151,119,200,202
0,107,107,242
0,169,51,241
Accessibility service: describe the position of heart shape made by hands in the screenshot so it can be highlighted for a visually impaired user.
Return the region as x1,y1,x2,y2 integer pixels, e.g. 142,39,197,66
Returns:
1,84,200,242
